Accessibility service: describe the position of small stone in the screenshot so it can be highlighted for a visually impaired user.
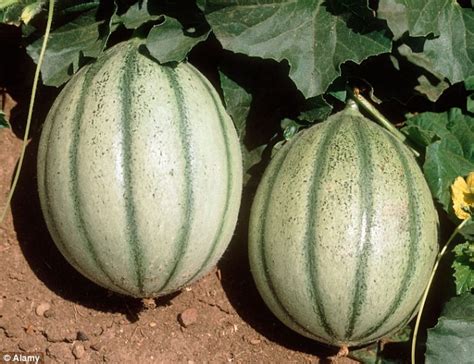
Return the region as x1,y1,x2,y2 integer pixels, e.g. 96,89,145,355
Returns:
149,322,157,328
25,325,35,335
36,302,51,317
337,345,349,357
43,309,55,318
142,298,156,309
178,308,198,328
77,331,89,341
72,343,85,359
249,338,261,345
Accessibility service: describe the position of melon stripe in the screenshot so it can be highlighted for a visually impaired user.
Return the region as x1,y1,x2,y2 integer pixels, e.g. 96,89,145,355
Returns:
305,118,345,339
156,67,195,292
183,66,234,286
353,130,421,340
119,47,145,295
345,121,375,339
69,56,129,293
258,134,328,341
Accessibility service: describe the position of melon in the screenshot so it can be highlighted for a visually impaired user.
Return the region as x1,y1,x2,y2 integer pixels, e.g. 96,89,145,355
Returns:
37,40,242,298
248,104,438,347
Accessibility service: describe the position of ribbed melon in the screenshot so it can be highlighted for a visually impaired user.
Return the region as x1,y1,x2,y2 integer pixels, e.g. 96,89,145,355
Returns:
248,105,438,347
37,40,242,298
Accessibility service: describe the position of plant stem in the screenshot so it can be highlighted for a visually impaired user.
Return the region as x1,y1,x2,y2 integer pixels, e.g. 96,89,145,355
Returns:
410,217,471,364
0,0,55,225
346,87,420,158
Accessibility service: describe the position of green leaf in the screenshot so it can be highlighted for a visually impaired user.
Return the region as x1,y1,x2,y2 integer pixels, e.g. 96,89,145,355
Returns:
146,16,209,64
424,141,474,213
397,6,474,86
349,327,412,363
460,218,474,241
115,0,162,30
452,241,474,295
298,96,332,123
0,110,10,128
203,0,391,98
377,0,449,40
403,109,474,212
425,293,474,364
218,52,307,185
281,118,300,141
414,75,450,102
219,70,252,139
0,0,19,10
26,7,112,87
219,70,264,185
0,0,38,24
466,76,474,114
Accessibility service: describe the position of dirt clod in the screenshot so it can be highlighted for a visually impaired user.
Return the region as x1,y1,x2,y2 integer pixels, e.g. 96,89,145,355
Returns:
1,317,24,338
47,342,74,361
43,325,76,343
90,342,103,351
17,336,44,352
178,308,198,328
72,342,86,359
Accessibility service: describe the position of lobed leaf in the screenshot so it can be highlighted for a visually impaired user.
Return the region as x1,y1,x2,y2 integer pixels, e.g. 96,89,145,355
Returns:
146,16,209,64
397,5,473,86
202,0,391,99
403,109,474,212
425,293,474,364
115,0,161,30
452,241,474,295
26,7,113,87
377,0,451,40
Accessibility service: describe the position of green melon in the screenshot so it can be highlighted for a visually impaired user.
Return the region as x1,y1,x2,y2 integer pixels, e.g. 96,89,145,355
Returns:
37,40,243,298
249,105,438,347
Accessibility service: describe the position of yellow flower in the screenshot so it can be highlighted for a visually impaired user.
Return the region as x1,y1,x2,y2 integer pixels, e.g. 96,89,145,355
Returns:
451,172,474,220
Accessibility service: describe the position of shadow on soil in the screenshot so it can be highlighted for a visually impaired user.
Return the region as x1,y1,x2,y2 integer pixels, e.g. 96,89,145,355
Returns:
217,235,338,359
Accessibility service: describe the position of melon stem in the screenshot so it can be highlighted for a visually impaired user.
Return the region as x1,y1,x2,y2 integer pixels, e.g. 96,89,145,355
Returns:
346,87,420,158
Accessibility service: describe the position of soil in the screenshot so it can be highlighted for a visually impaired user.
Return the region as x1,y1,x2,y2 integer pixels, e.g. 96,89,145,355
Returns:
0,102,357,363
